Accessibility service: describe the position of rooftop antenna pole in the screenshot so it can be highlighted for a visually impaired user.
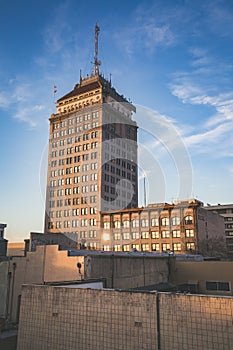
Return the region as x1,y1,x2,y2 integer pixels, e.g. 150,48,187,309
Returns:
144,175,147,207
94,22,101,75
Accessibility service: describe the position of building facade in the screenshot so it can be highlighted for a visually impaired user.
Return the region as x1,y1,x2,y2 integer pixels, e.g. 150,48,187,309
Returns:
44,25,138,247
101,199,226,256
205,203,233,258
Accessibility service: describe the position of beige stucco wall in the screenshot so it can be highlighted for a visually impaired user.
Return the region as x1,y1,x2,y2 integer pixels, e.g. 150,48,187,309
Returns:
175,261,233,295
17,285,233,350
8,245,84,323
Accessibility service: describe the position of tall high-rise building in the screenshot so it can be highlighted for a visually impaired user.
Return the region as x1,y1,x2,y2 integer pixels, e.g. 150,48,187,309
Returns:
44,24,138,248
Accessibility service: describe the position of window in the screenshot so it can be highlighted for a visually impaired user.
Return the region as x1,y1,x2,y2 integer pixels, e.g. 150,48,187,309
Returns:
73,198,79,205
90,196,97,203
123,232,130,240
161,217,169,226
81,208,88,215
162,243,170,251
172,217,180,226
151,231,159,239
114,232,121,240
114,220,121,228
185,229,194,237
114,245,121,252
73,209,79,216
90,173,97,181
123,244,130,252
90,207,97,214
132,244,140,251
132,232,140,239
123,220,130,228
132,219,139,228
90,184,97,192
72,220,79,228
103,245,110,251
90,218,97,226
161,230,170,238
151,218,159,226
141,231,149,239
104,222,110,229
186,242,195,251
82,185,88,193
142,243,149,251
81,219,88,227
89,242,97,249
141,219,148,227
172,230,181,238
152,243,160,251
64,221,71,228
185,215,193,225
206,281,230,292
173,243,181,251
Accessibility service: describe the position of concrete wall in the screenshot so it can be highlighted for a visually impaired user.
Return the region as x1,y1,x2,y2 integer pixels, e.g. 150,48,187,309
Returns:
17,285,233,350
84,254,174,289
175,261,233,295
0,260,9,327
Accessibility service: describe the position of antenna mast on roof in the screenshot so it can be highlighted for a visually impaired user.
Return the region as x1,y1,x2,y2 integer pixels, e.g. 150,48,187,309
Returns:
94,22,101,75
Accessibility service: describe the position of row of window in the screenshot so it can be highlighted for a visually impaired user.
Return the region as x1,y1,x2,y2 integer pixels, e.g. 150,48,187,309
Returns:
53,122,99,138
50,184,98,194
103,242,196,252
49,207,97,218
51,151,98,161
48,218,97,229
103,216,193,229
51,131,99,148
50,174,98,184
111,229,194,240
53,112,99,130
104,161,136,172
49,195,97,208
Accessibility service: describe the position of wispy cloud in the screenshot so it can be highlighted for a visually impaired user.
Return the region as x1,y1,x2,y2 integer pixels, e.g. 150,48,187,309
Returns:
14,105,46,127
0,78,49,128
0,92,11,109
169,71,233,156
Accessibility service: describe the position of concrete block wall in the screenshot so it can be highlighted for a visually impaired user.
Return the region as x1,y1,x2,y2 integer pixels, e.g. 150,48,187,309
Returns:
17,285,157,350
159,293,233,350
17,285,233,350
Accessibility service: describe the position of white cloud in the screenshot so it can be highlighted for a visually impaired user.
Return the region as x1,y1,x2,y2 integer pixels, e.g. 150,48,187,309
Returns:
14,104,46,128
0,92,10,109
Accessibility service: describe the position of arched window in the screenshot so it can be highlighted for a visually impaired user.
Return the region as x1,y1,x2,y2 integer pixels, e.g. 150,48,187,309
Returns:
171,217,180,226
161,217,169,226
184,216,193,225
114,221,121,228
151,218,159,226
123,220,130,228
132,219,139,228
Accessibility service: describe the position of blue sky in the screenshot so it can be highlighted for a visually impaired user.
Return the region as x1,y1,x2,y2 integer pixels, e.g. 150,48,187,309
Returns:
1,0,233,242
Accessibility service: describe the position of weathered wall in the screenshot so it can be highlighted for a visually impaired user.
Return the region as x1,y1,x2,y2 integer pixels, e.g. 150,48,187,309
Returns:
17,285,233,350
17,285,157,350
0,260,9,323
84,254,174,289
159,293,233,350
